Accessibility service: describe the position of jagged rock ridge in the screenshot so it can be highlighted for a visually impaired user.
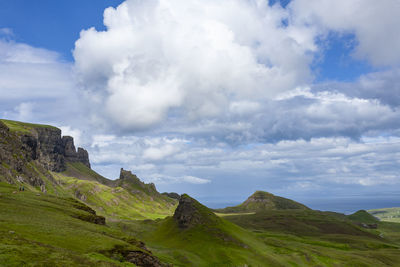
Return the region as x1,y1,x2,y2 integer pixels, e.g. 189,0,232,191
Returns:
0,119,90,172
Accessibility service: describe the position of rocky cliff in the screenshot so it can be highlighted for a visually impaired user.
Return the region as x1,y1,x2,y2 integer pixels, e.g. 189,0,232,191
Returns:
0,119,91,186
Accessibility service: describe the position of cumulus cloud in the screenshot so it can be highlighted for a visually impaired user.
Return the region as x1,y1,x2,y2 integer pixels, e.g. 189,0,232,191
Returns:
74,0,314,130
72,0,400,147
289,0,400,66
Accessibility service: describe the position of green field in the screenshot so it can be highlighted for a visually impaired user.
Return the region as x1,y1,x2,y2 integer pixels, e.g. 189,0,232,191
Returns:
369,207,400,223
0,119,58,134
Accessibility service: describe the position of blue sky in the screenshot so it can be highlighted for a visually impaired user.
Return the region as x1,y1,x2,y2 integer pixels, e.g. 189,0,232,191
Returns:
1,0,400,212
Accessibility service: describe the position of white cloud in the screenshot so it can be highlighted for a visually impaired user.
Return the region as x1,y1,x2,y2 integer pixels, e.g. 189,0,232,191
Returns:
289,0,400,66
182,175,211,184
74,0,314,130
143,144,180,161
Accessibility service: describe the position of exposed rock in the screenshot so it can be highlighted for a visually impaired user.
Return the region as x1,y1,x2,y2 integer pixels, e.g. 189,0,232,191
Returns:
40,184,47,193
126,251,164,267
0,120,93,187
75,189,87,202
116,168,160,196
77,147,91,168
173,194,219,229
62,136,77,160
104,245,166,267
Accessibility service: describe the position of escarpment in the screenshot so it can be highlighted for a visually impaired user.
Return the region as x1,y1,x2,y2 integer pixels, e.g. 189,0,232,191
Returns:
0,119,91,185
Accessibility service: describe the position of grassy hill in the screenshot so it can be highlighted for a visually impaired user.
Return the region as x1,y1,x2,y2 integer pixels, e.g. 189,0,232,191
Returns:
216,190,309,214
0,119,177,220
112,194,400,266
52,165,177,220
0,182,163,266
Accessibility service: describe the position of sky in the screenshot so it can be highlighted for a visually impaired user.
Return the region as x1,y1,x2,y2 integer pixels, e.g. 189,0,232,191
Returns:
1,0,400,212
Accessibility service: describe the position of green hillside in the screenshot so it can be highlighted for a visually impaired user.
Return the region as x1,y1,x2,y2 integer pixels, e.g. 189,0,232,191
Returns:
0,182,163,266
216,190,309,214
348,210,380,224
114,194,400,266
52,166,177,220
0,119,177,220
3,119,400,266
0,119,58,134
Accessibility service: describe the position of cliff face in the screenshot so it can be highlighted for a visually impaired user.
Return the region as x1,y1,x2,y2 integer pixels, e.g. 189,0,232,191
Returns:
19,127,90,172
0,120,91,185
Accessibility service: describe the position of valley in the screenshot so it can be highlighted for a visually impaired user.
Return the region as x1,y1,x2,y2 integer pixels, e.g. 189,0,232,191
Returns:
1,119,400,266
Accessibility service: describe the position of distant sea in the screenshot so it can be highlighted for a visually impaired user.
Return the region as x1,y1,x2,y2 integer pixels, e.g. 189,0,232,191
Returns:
203,197,400,215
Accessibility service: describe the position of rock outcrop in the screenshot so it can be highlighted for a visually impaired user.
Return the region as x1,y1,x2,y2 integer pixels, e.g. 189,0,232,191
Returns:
173,194,219,229
0,119,92,186
116,168,159,195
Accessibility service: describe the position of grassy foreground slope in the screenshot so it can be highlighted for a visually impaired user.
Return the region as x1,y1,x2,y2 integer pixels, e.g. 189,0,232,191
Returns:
113,195,400,267
0,182,164,266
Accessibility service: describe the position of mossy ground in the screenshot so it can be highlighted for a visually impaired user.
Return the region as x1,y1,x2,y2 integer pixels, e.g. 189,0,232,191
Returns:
0,183,141,266
0,119,58,134
52,166,176,220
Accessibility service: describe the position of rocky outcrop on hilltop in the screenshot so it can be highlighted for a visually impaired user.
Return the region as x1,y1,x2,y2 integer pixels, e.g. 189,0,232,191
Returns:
173,194,219,229
62,136,91,168
115,168,158,195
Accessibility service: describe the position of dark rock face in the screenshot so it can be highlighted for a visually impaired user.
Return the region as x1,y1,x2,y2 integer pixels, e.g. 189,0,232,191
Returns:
125,251,164,267
34,127,66,172
77,147,91,168
0,122,45,186
105,245,166,267
62,136,91,168
173,194,219,229
62,136,76,159
14,128,90,172
0,120,92,187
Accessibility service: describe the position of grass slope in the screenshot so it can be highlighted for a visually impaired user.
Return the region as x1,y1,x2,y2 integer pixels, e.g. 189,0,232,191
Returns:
0,182,159,266
114,196,400,266
0,119,58,134
52,165,177,220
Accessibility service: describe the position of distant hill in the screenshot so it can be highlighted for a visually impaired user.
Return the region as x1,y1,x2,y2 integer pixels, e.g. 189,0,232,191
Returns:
215,190,309,213
348,210,379,224
0,119,177,219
